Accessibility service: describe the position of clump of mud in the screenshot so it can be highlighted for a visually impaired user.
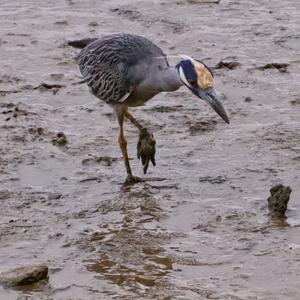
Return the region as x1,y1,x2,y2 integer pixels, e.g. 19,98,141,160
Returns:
256,63,289,73
52,132,68,146
267,184,292,216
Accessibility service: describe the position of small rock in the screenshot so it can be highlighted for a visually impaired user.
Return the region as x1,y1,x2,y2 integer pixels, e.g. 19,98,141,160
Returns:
0,265,48,287
267,184,292,216
244,96,252,102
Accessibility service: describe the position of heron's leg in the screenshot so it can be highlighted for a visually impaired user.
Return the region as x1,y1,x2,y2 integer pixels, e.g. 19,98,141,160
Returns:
118,113,132,178
116,106,143,184
124,111,143,131
125,111,156,175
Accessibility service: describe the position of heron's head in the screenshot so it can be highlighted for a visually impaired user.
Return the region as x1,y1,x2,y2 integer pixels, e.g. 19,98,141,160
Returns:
176,55,229,124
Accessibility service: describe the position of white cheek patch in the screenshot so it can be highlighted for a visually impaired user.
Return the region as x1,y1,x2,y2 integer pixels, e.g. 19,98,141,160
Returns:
179,66,191,88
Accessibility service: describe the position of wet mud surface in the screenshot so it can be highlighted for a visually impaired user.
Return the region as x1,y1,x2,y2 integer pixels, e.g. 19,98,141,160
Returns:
1,0,300,299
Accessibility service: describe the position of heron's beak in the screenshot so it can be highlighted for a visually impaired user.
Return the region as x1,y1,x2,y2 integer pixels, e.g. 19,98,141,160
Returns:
193,87,230,124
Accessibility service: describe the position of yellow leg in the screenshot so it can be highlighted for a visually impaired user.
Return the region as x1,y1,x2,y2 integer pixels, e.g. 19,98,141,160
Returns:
117,110,132,178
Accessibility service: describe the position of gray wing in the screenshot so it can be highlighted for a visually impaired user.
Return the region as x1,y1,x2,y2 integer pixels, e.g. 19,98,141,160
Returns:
77,33,167,105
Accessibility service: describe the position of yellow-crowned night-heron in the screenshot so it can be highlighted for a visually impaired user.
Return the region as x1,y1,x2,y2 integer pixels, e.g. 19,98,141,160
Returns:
70,33,229,184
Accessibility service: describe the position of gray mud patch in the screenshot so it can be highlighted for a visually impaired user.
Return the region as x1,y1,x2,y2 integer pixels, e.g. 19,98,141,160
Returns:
1,0,300,299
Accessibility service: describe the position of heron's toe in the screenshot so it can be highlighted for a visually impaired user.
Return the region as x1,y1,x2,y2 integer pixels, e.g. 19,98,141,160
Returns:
137,128,156,174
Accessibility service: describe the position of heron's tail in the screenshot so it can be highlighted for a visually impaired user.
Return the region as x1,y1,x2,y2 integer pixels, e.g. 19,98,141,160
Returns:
68,38,97,49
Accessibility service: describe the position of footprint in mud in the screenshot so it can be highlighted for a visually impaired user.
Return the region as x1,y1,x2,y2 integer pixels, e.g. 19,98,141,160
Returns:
110,8,142,21
160,19,187,34
0,75,25,84
81,156,118,166
186,119,218,135
1,104,30,121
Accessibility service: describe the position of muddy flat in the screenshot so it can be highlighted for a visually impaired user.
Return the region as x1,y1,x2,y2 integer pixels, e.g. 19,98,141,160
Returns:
0,0,300,299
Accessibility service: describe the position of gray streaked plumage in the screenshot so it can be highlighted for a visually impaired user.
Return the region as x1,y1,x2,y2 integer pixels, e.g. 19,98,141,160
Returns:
77,33,170,106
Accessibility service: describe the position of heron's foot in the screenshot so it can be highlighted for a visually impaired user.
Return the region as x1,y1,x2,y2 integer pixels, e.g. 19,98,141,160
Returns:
137,128,156,174
124,175,144,185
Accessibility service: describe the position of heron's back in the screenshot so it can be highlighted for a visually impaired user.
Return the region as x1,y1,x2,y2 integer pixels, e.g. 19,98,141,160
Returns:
77,33,166,105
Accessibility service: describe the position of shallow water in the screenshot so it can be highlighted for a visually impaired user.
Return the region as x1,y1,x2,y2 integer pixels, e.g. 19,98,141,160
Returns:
0,0,300,299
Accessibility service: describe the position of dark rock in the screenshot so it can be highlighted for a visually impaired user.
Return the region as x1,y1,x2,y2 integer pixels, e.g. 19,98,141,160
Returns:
267,184,292,216
0,265,48,287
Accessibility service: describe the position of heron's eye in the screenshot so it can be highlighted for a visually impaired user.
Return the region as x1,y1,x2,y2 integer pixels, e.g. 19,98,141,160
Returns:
188,80,197,88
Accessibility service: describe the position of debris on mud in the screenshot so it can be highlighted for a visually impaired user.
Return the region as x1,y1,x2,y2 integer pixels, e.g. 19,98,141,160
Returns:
79,177,102,183
67,38,97,49
34,82,65,94
54,20,68,25
199,175,228,184
0,265,48,287
110,8,142,21
0,75,24,84
244,96,253,102
267,184,292,216
1,104,32,121
188,0,220,3
48,192,62,200
187,119,217,134
290,97,300,106
89,21,98,27
256,63,289,73
214,61,240,70
160,19,186,34
81,156,118,166
51,132,68,146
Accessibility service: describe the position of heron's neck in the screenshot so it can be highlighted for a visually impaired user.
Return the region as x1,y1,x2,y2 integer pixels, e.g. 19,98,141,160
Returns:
158,67,183,92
